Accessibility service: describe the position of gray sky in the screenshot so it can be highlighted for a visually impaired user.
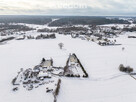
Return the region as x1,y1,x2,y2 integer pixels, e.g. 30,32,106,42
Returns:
0,0,136,16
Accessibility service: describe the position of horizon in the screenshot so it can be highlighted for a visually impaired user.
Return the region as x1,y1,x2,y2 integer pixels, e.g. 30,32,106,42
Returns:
0,15,136,17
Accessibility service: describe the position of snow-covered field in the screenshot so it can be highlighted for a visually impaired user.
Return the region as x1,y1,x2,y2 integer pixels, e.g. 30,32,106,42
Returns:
0,29,136,102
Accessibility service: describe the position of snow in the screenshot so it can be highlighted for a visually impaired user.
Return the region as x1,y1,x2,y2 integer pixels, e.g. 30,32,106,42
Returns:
58,76,136,102
0,28,136,102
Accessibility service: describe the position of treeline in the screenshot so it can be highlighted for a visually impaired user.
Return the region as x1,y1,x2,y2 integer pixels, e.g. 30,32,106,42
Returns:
0,24,34,32
37,28,56,32
0,37,15,42
0,15,52,25
123,26,136,32
56,26,87,32
0,16,132,26
48,17,130,26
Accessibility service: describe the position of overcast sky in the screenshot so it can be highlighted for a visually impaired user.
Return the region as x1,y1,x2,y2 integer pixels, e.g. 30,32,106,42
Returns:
0,0,136,16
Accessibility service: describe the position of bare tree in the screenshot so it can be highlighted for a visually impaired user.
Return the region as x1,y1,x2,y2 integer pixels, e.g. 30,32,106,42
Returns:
122,47,125,51
58,43,64,49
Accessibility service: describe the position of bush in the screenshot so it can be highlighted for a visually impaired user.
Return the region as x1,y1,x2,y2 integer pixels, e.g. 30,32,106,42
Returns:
119,64,125,72
12,87,18,92
126,66,133,73
119,64,133,73
65,74,70,77
70,74,74,77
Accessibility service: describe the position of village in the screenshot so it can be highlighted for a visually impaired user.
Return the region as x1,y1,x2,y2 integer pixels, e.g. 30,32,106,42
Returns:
1,23,136,46
1,19,136,102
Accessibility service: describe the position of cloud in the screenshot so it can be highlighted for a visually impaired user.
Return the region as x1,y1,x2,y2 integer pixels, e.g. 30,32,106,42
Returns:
0,0,136,16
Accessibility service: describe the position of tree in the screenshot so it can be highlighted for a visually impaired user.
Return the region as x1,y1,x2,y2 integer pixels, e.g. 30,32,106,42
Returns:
122,47,125,51
58,43,64,49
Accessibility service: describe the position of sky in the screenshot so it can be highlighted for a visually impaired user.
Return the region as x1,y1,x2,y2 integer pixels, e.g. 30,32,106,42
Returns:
0,0,136,16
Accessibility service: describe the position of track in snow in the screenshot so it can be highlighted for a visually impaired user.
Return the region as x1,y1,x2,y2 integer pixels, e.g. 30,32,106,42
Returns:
91,73,128,81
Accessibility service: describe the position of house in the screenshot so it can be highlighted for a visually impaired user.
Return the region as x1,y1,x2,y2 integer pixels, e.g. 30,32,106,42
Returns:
64,53,88,77
40,58,53,68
